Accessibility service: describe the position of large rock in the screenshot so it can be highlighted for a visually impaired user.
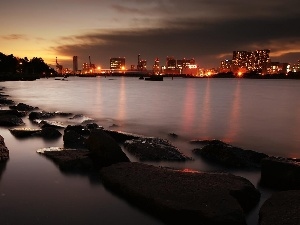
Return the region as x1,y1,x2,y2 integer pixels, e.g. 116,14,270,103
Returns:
0,135,9,161
193,140,268,169
85,128,130,166
9,102,38,111
124,137,192,161
9,127,42,138
104,129,143,143
0,114,24,126
100,162,261,225
260,157,300,190
37,147,93,171
63,129,87,149
259,190,300,225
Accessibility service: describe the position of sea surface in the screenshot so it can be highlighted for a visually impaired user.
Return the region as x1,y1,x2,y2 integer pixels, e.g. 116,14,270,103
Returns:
0,76,299,225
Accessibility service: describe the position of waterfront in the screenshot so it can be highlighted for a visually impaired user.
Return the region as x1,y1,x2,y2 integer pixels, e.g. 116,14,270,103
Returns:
0,77,300,224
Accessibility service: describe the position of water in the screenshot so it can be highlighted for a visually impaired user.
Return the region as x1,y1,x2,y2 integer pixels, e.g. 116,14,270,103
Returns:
0,76,299,225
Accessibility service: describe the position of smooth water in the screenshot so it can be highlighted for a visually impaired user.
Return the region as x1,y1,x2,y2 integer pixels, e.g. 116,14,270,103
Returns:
1,76,299,225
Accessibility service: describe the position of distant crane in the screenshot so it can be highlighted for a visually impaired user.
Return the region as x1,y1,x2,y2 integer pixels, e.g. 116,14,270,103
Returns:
56,57,63,75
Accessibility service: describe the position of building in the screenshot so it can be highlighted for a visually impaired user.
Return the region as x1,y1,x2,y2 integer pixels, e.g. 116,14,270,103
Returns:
219,59,232,73
110,57,125,70
152,58,160,75
162,56,180,75
73,56,78,74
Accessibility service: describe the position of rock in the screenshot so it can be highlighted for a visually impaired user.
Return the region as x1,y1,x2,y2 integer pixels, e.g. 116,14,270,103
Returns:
0,135,9,161
260,157,300,190
37,147,93,171
33,119,65,129
64,124,91,136
9,103,38,111
0,97,14,105
0,109,27,117
9,127,42,138
28,111,56,120
259,190,300,225
190,139,224,145
63,129,87,149
123,137,192,162
193,141,268,169
85,128,130,166
100,162,261,225
104,129,143,143
0,114,25,126
34,127,62,139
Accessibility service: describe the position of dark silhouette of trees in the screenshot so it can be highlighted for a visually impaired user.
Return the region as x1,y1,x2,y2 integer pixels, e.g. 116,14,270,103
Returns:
0,52,57,80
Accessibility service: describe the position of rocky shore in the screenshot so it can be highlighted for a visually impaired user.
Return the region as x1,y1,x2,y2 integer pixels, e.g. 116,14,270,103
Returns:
0,86,299,225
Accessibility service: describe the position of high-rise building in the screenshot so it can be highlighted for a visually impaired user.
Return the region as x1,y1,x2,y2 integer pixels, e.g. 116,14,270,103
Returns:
73,56,78,73
153,58,160,75
110,57,125,70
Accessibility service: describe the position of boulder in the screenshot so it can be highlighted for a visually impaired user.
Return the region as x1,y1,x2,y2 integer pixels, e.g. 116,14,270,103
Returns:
124,137,192,161
100,162,261,225
37,147,93,171
35,127,62,139
104,129,143,143
85,128,130,166
0,135,9,161
193,140,268,169
9,103,38,111
260,157,300,190
0,114,25,126
0,109,27,117
63,129,87,149
28,111,56,120
259,190,300,225
9,127,42,138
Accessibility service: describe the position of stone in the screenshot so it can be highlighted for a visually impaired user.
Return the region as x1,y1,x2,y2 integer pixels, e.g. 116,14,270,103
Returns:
85,128,130,166
124,137,192,161
100,162,261,225
260,156,300,190
0,135,9,161
259,190,300,225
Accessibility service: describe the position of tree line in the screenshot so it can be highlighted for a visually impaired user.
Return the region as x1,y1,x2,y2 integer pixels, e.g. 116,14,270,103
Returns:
0,52,57,80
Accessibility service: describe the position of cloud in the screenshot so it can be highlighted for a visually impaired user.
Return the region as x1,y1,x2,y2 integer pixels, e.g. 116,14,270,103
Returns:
1,34,28,40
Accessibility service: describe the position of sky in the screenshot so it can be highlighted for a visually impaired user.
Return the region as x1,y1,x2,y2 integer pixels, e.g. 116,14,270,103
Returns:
1,0,300,70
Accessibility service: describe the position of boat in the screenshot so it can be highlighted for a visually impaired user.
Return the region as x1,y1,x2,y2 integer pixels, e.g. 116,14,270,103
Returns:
144,75,163,81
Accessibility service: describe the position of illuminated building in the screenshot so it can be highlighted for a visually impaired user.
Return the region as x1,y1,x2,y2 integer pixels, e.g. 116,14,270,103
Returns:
266,62,290,74
73,56,78,74
231,49,270,74
110,57,125,70
137,54,147,71
177,58,198,76
152,58,160,75
220,59,232,73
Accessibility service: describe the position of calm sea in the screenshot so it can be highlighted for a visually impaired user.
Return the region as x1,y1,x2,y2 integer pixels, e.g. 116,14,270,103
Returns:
0,76,299,225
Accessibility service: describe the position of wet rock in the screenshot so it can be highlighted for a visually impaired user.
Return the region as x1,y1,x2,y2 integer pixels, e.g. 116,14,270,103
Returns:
104,129,143,143
28,111,56,120
100,162,261,225
33,119,65,129
34,127,62,139
0,97,14,105
0,135,9,161
123,137,192,162
64,124,91,136
9,103,38,111
37,147,93,171
9,127,42,138
85,128,130,166
260,156,300,190
193,140,268,169
259,190,300,225
0,114,25,126
0,109,27,117
63,129,87,149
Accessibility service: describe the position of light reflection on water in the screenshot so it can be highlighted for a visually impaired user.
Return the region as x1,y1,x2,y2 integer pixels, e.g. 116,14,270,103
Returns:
1,77,300,225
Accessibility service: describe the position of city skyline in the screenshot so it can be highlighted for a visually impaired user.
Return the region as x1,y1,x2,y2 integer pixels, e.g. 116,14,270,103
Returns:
1,0,300,69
